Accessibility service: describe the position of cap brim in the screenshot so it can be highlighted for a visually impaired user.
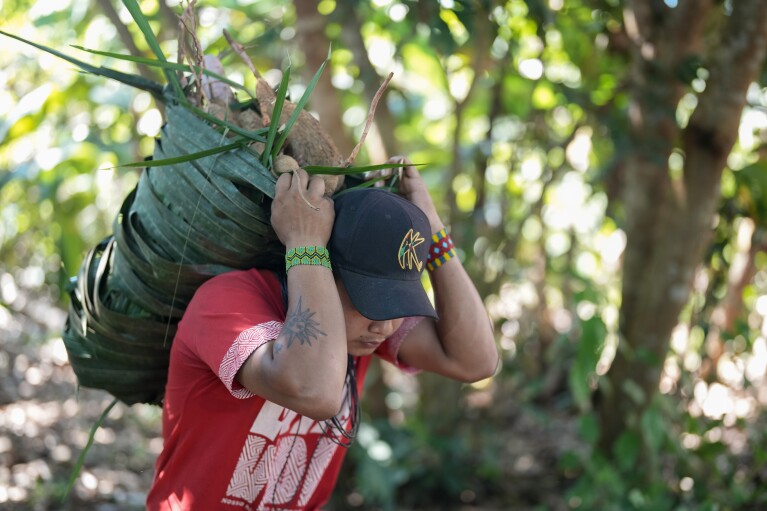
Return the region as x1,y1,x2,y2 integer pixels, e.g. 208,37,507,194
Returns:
337,267,438,321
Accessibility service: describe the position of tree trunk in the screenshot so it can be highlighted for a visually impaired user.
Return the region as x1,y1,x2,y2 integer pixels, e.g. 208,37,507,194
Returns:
293,0,356,157
599,0,767,451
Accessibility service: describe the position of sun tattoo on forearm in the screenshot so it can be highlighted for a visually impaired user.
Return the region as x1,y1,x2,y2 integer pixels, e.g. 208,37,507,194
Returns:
279,297,327,350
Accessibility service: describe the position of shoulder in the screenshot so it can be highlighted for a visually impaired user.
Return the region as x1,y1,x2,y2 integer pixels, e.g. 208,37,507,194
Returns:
187,269,284,315
197,268,280,292
194,268,280,300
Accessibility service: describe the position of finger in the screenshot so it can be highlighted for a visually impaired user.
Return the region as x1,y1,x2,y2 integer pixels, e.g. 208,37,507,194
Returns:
402,161,420,179
291,168,310,190
399,157,417,175
384,155,407,173
275,172,292,194
307,174,326,198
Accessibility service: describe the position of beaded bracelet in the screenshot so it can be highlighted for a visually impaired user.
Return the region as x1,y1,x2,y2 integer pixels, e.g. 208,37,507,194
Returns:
286,246,332,272
426,228,457,272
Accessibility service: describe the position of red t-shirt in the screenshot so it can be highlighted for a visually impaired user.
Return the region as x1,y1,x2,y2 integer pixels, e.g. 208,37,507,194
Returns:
146,269,419,511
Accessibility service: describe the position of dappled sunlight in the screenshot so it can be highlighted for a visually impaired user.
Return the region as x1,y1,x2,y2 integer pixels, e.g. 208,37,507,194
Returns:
1,316,161,508
746,337,767,384
137,108,163,137
542,171,597,233
595,229,626,273
565,127,591,172
691,381,753,421
2,0,767,508
518,58,544,80
662,319,767,430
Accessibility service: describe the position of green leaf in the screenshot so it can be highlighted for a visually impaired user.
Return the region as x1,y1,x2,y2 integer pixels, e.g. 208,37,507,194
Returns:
304,162,426,176
261,65,291,165
641,404,665,453
71,45,253,97
558,451,582,473
164,104,277,198
63,398,118,500
120,0,183,99
272,51,329,158
182,102,268,142
332,175,390,198
614,430,640,472
116,141,243,168
0,30,164,97
578,412,600,445
568,316,606,411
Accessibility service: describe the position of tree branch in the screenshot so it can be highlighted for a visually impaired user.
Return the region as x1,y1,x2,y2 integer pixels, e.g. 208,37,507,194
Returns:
683,0,767,193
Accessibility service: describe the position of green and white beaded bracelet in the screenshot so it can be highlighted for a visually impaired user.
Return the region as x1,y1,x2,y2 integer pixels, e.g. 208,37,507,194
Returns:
285,246,332,272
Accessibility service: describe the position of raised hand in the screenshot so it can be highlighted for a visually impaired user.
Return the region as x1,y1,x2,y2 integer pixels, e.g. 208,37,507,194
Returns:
386,155,444,234
271,168,335,249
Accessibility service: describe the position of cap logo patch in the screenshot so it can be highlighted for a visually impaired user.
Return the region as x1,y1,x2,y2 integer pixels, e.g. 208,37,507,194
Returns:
398,229,424,271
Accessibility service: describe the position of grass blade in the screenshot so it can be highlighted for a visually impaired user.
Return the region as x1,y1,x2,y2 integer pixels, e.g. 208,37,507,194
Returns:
116,141,244,168
120,0,184,99
0,30,164,97
182,102,268,141
71,45,253,98
63,398,118,500
272,52,328,157
332,175,391,197
304,162,425,176
261,66,291,165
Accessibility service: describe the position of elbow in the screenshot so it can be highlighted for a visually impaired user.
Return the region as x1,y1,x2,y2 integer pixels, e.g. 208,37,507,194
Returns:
280,378,345,421
478,350,501,381
458,369,495,385
458,352,500,384
297,394,344,421
476,362,499,383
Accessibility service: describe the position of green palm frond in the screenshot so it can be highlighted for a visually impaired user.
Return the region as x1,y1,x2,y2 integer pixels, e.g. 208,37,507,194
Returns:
117,140,244,168
262,65,291,165
273,52,328,157
304,162,425,175
0,30,165,97
120,0,184,99
71,45,253,97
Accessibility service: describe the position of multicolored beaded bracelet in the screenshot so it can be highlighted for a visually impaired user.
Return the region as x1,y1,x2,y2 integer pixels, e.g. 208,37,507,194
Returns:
426,228,457,272
286,246,332,272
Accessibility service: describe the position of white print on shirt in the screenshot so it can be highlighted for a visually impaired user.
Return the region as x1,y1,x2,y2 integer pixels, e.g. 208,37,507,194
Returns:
222,400,348,509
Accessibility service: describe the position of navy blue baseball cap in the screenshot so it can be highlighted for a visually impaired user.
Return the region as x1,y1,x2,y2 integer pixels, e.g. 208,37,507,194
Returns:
329,188,438,321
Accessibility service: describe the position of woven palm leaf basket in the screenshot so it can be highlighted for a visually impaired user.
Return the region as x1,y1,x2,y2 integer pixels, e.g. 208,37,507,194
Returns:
65,105,279,405
44,5,379,406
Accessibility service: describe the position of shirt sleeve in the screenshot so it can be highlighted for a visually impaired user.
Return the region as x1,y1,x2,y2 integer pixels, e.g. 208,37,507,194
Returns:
375,316,423,374
176,269,286,399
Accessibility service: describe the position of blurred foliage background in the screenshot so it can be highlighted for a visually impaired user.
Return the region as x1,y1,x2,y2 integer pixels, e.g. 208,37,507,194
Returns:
3,0,767,509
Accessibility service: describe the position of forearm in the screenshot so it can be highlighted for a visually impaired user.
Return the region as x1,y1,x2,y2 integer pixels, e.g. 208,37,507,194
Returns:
259,264,348,415
394,159,498,380
429,256,498,381
237,263,348,419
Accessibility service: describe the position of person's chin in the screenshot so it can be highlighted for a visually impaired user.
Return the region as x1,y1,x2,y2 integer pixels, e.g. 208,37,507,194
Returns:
349,339,384,356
